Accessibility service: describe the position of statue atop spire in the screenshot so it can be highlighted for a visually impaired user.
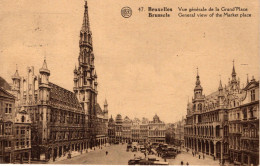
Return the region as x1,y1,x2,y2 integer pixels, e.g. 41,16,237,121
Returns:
218,75,223,90
231,60,238,86
39,57,50,76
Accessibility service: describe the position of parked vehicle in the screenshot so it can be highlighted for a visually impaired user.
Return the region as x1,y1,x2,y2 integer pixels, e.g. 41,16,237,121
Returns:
128,157,167,165
128,159,141,165
132,147,137,152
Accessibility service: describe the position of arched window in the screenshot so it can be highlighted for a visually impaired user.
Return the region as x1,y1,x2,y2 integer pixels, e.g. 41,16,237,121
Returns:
21,116,25,122
193,104,196,111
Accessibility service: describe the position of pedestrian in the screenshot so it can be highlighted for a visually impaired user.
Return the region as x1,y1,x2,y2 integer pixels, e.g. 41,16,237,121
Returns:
181,161,183,165
106,151,108,155
186,162,189,166
199,155,200,159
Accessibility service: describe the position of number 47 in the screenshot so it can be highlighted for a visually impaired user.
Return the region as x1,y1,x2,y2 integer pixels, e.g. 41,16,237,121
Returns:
138,7,144,12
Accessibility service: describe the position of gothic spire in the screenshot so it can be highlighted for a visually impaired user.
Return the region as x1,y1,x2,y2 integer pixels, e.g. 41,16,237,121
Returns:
104,99,108,106
81,0,90,33
232,60,236,77
218,79,223,90
74,64,77,73
195,67,201,86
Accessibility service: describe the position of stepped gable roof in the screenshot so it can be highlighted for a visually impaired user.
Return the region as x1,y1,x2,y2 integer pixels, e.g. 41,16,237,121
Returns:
49,82,82,112
0,76,11,91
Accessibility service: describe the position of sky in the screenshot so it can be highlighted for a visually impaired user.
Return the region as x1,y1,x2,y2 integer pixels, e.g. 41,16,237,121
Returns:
0,0,259,123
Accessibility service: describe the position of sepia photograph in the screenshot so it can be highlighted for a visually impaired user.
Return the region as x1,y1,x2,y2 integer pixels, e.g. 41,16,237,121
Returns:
0,0,259,165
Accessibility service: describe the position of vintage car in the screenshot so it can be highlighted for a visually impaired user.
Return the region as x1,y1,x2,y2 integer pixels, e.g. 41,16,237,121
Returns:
128,158,141,165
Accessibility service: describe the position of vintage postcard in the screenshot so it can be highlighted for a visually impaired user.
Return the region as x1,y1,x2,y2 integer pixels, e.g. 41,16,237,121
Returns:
0,0,259,165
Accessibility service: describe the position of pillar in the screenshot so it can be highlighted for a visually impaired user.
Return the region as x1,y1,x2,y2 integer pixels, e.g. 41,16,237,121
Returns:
208,142,211,155
28,151,31,164
200,141,202,152
248,155,251,166
61,146,64,157
52,148,55,162
214,143,216,158
221,142,223,164
241,152,244,164
196,139,198,152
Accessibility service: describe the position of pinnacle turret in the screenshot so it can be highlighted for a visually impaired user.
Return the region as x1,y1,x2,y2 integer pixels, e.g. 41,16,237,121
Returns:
12,64,21,80
218,79,223,90
39,57,50,76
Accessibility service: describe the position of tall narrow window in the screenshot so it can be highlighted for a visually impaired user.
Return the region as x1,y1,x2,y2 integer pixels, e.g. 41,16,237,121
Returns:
84,71,87,85
251,90,255,101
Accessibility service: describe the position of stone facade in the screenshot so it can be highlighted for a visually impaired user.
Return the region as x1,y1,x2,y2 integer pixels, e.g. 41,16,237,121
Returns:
0,86,31,164
115,114,123,143
184,63,259,165
122,116,132,143
131,118,141,143
108,116,115,144
228,77,259,165
108,115,166,144
148,114,166,144
140,118,149,144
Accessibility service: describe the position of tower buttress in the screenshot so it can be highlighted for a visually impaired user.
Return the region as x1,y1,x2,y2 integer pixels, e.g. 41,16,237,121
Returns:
218,78,224,107
38,58,50,144
11,65,21,101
